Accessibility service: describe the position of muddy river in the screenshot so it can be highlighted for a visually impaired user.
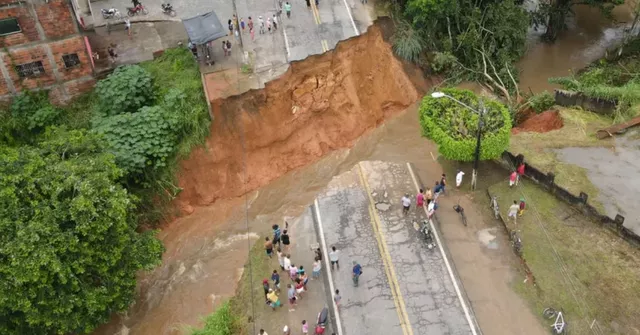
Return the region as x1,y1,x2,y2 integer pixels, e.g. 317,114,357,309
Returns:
94,2,639,334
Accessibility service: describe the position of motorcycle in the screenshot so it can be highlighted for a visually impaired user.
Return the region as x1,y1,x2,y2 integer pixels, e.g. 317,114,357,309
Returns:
314,306,329,335
101,8,121,19
161,3,176,17
413,220,436,250
127,4,148,16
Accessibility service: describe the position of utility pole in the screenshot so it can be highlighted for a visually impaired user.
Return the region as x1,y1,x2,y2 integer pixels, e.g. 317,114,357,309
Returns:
471,100,485,190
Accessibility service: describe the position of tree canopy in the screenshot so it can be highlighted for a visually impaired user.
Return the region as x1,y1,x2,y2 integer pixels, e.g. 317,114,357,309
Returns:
418,88,512,161
0,127,163,334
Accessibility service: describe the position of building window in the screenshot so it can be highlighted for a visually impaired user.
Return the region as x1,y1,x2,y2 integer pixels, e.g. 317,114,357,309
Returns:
62,53,81,68
0,18,21,36
15,61,45,78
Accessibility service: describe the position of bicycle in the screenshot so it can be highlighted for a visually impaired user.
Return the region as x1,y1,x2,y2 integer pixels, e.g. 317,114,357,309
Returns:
490,195,500,219
452,201,467,226
510,230,522,257
543,307,567,334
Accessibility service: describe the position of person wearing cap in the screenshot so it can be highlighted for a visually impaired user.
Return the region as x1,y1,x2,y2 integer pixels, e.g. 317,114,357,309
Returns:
518,197,526,216
401,193,411,216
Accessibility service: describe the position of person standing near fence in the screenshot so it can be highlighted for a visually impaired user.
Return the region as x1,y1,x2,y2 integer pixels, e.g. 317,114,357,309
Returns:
517,162,525,185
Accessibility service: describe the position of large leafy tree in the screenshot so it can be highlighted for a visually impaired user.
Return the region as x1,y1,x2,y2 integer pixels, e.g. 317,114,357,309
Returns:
418,88,512,161
0,127,163,334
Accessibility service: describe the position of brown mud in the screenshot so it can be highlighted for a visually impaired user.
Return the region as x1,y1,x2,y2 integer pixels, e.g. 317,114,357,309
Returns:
175,22,433,211
512,110,564,134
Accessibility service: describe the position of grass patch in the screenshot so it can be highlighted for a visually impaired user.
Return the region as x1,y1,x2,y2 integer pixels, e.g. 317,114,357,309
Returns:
189,239,274,335
489,181,640,335
509,107,613,211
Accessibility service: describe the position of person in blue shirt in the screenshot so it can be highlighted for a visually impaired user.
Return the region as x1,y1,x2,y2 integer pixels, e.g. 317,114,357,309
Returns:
352,261,362,287
272,224,281,247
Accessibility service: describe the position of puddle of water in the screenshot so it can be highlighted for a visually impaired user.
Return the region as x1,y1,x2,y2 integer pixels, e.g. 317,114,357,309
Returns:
554,129,640,234
518,1,634,93
477,228,500,250
375,202,391,211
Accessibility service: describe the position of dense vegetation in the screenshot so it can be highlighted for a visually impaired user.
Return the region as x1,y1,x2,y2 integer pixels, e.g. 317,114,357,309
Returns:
418,88,512,161
550,38,640,122
0,47,210,334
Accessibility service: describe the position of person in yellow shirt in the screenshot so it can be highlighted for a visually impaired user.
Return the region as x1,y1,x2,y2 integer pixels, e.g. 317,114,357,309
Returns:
267,289,281,310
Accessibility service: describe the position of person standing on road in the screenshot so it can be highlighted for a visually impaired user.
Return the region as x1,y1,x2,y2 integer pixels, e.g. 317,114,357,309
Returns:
517,162,525,185
518,197,526,216
305,0,311,9
263,279,270,300
222,40,227,56
314,247,322,262
265,237,273,258
226,40,232,56
302,320,309,335
333,289,341,307
312,257,321,279
416,188,425,211
433,181,443,201
124,18,132,39
284,254,291,272
258,16,265,34
456,170,465,188
259,329,268,335
440,174,447,194
352,261,362,287
427,199,436,221
272,269,281,291
289,263,298,281
401,193,411,216
272,14,278,30
248,16,255,40
283,325,291,335
240,17,245,33
267,17,272,33
425,187,433,203
329,246,339,270
508,200,519,223
277,247,285,270
284,2,292,18
281,230,291,253
287,284,297,311
272,224,282,247
228,19,234,35
267,289,281,310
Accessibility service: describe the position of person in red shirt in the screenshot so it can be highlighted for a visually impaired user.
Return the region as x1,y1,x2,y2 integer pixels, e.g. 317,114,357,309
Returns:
509,170,517,188
516,162,525,186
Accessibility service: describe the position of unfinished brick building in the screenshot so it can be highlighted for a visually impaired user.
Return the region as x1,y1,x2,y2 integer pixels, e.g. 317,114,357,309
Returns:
0,0,94,103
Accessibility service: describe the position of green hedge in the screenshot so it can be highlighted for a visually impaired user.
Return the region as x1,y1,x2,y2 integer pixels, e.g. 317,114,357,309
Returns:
418,88,512,161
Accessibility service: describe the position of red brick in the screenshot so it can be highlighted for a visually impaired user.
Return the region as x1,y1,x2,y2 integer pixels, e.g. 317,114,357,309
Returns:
49,36,92,81
64,77,95,96
0,7,41,47
3,45,56,91
0,75,10,96
35,0,76,39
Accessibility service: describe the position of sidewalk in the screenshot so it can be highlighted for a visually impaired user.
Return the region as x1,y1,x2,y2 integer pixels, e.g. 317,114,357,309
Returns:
254,209,335,335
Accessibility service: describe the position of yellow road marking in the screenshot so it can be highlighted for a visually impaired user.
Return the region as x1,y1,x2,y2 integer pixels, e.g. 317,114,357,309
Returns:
356,164,415,335
322,39,329,52
311,0,321,24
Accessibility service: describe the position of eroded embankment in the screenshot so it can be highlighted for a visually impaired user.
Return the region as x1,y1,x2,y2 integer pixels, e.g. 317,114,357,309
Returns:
176,21,431,209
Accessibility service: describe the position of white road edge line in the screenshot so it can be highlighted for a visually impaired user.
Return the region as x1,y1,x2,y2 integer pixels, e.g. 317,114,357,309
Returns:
314,199,344,335
341,0,360,36
283,28,291,56
406,162,479,335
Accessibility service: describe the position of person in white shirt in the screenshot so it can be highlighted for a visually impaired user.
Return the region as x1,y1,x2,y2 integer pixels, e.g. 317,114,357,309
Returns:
508,200,519,224
427,200,436,220
283,254,291,271
401,193,411,216
329,246,339,270
456,170,465,188
259,329,268,335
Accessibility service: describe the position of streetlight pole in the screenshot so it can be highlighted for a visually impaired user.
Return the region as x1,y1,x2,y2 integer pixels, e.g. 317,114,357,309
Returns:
430,92,485,190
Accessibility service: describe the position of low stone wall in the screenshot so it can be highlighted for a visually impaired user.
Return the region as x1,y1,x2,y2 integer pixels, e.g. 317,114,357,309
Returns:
501,151,640,247
554,89,617,115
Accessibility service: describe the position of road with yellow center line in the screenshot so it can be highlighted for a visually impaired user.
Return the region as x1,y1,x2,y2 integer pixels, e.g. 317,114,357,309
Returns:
310,0,330,52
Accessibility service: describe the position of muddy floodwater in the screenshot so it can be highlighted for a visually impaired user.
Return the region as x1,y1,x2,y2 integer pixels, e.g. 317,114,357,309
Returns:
519,0,634,92
555,129,640,234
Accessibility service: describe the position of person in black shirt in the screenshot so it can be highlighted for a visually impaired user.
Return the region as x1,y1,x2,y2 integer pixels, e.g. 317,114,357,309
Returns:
281,230,291,253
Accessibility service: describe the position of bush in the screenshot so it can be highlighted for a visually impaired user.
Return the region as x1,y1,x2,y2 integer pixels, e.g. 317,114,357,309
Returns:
528,91,555,113
392,19,425,63
93,104,180,178
418,88,512,161
95,65,154,116
7,91,62,139
0,127,163,334
190,301,237,335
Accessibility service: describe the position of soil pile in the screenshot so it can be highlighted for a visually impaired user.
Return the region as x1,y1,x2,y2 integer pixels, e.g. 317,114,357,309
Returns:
512,110,564,134
176,22,432,208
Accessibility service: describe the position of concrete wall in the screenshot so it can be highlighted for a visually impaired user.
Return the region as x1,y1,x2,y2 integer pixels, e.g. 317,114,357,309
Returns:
554,89,617,115
0,0,94,103
500,151,640,247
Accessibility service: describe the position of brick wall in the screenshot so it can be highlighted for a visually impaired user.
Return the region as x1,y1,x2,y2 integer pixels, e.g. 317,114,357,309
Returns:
2,45,56,91
0,73,10,96
35,0,76,39
50,36,91,81
0,6,41,47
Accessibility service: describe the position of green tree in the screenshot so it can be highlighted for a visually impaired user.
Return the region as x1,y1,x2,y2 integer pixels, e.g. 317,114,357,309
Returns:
0,127,163,334
534,0,624,42
94,65,154,116
418,88,512,161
